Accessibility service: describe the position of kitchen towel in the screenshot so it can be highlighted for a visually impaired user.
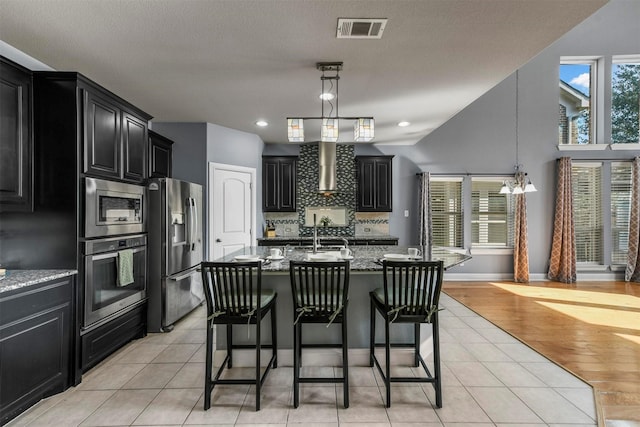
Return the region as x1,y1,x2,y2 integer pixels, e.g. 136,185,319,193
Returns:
117,249,135,287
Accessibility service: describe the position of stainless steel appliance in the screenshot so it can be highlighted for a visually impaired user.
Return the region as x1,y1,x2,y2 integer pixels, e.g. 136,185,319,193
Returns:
82,234,147,329
84,177,145,238
147,178,204,332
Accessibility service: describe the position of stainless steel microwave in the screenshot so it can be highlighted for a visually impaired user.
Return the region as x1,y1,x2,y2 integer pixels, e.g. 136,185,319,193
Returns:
84,177,145,238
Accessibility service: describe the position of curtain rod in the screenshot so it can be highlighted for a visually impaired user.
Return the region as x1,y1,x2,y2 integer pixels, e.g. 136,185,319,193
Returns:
558,157,636,162
415,172,516,177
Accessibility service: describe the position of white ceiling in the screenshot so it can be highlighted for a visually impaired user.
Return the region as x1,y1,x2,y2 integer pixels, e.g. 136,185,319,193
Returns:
0,0,608,145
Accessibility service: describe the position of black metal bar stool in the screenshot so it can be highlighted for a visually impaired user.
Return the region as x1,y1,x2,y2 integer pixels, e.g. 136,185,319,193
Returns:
289,260,350,408
201,261,278,411
369,260,444,408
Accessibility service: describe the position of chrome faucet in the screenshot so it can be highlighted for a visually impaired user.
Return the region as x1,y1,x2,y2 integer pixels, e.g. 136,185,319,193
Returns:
340,237,349,249
312,214,319,253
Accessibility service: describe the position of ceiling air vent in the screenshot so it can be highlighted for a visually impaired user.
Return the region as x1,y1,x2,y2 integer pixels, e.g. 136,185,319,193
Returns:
337,18,387,39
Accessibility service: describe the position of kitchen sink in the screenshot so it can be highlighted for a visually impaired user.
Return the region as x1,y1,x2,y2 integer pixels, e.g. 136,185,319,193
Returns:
305,251,343,261
298,245,345,251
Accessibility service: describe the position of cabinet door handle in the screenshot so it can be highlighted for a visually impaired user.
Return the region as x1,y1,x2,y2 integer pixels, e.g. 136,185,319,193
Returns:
215,238,221,243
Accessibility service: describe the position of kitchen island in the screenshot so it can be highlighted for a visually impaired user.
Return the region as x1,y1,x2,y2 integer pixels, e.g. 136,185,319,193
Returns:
209,246,469,367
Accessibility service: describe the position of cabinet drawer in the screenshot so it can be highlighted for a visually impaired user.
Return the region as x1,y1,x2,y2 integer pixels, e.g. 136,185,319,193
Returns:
0,278,72,325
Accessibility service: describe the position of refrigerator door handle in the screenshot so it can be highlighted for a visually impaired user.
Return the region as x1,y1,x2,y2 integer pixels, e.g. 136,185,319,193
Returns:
169,268,199,282
190,197,198,251
185,197,194,251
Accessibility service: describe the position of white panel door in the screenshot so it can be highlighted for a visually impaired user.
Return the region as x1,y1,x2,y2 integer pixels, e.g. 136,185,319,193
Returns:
209,163,256,260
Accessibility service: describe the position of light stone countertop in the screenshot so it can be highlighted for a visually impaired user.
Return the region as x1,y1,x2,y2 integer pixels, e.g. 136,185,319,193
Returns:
0,270,78,294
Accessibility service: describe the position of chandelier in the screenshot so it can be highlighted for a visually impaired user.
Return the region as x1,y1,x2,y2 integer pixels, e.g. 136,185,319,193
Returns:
500,165,537,194
500,70,537,195
287,62,374,142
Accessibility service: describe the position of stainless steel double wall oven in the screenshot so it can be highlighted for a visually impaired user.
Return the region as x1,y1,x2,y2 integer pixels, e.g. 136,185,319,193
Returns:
82,177,147,330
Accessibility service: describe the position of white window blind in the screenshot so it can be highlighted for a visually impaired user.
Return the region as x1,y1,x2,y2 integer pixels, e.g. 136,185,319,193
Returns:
471,179,514,247
572,163,602,264
430,178,463,248
611,162,632,264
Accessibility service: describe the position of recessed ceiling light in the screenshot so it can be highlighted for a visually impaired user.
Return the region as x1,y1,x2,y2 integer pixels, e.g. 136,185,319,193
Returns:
255,120,268,127
397,121,410,127
319,93,335,101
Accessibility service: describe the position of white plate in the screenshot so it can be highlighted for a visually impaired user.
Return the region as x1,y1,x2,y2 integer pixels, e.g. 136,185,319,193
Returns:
306,253,338,261
234,255,262,262
266,255,284,261
383,253,411,260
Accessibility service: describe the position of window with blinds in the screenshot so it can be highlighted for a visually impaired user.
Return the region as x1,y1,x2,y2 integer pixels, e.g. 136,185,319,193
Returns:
611,162,632,264
572,163,603,264
429,178,463,248
471,178,514,247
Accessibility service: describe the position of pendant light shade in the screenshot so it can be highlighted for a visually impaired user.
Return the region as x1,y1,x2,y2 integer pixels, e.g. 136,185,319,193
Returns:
287,118,305,142
354,118,375,142
321,118,339,142
500,182,510,194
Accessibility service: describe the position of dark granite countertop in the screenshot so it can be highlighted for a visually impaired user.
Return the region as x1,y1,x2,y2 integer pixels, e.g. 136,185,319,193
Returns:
212,246,469,272
0,270,78,294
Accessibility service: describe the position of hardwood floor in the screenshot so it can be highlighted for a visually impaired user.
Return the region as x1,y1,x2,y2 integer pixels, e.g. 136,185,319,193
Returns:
443,280,640,427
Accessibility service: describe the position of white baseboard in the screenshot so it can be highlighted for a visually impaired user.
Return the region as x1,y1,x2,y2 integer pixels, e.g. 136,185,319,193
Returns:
443,273,514,281
443,272,625,282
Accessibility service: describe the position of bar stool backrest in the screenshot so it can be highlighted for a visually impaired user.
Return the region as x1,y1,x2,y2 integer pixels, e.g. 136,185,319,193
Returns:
289,261,350,318
201,261,263,318
381,260,444,321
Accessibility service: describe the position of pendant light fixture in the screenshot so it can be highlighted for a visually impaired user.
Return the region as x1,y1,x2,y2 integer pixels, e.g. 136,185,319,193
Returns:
287,62,374,142
500,70,537,195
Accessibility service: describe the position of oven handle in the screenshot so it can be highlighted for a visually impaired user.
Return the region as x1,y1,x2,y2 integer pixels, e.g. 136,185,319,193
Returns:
169,268,199,282
89,246,146,261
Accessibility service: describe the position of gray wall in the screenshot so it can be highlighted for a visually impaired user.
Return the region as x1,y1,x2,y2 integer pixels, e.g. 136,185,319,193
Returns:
152,122,265,259
151,122,208,186
375,0,640,277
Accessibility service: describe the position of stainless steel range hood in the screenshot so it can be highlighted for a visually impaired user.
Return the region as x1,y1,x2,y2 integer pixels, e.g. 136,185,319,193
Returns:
318,141,337,193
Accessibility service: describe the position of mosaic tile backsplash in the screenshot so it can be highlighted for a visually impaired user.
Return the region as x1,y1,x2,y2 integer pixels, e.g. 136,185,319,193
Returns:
297,143,355,237
264,143,389,237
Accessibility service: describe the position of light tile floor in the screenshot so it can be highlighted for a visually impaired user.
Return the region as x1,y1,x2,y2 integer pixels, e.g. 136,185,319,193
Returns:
7,293,597,426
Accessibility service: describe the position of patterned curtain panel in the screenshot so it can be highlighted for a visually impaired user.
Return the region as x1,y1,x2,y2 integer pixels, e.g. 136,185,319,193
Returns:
625,157,640,282
419,172,432,252
548,157,577,283
513,172,530,283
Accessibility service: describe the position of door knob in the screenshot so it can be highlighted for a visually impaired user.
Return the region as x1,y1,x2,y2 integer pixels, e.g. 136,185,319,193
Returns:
215,238,221,242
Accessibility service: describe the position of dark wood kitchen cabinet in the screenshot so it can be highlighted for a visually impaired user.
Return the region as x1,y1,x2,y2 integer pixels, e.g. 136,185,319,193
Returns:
83,89,149,183
35,72,152,185
263,156,297,212
83,90,121,179
0,275,77,425
0,57,33,212
356,156,393,212
148,130,173,178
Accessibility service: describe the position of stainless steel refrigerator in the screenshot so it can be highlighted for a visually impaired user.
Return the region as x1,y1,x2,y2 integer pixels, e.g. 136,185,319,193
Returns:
147,178,204,332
